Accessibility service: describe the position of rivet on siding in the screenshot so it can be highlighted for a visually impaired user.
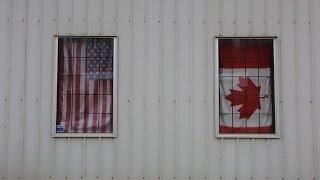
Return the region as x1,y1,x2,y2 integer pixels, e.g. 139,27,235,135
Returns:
266,176,269,179
188,176,191,179
233,21,236,24
173,20,176,24
114,19,116,23
248,21,251,24
38,19,41,23
310,100,313,103
218,21,222,24
96,176,99,179
188,99,191,103
128,99,130,102
80,176,83,179
65,176,68,180
188,20,191,23
204,99,206,103
128,177,130,179
20,98,23,102
158,99,161,103
158,20,161,23
281,177,284,180
83,19,86,22
294,100,298,103
219,176,222,180
293,22,296,24
173,177,176,179
202,21,206,23
98,19,101,22
112,176,114,179
7,19,10,22
250,177,253,180
129,19,131,23
308,22,311,24
173,99,176,103
204,177,207,179
158,177,161,179
142,176,144,179
144,20,146,23
49,176,52,179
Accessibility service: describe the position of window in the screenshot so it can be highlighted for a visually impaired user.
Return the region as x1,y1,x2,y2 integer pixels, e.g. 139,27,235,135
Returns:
215,37,280,138
52,36,117,137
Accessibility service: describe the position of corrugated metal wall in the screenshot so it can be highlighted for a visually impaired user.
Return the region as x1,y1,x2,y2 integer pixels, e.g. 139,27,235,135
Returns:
0,0,319,179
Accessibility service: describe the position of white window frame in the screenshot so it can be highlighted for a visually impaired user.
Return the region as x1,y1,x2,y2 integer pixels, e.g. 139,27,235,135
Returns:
214,37,281,139
51,35,118,138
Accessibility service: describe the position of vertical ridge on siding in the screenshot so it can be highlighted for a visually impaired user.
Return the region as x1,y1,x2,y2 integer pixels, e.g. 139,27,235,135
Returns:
132,0,146,178
280,0,298,179
203,0,209,178
163,0,176,178
23,0,42,178
39,0,57,179
117,0,131,178
128,0,134,178
296,0,314,178
293,0,302,179
0,0,11,178
189,0,194,178
173,0,179,179
159,0,165,178
310,0,320,179
144,0,149,178
7,0,27,179
113,0,119,179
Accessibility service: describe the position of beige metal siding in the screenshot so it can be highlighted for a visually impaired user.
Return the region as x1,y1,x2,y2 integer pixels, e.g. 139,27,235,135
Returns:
0,0,319,179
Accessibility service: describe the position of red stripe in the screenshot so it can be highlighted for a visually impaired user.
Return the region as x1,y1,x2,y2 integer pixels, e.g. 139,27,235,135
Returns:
109,81,113,133
65,39,73,133
91,81,99,132
83,78,89,133
57,39,65,127
219,39,273,68
219,125,274,134
100,80,108,133
74,39,83,132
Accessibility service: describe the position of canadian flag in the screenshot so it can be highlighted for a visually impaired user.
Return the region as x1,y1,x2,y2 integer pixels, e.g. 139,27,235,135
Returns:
219,39,274,134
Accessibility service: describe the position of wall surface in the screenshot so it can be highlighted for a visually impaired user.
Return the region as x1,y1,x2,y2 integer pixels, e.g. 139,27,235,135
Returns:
0,0,320,179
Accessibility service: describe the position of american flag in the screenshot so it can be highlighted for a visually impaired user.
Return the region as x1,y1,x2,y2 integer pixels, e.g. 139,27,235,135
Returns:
56,37,114,133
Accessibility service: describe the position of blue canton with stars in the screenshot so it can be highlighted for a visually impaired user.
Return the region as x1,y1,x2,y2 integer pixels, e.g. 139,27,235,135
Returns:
86,38,113,80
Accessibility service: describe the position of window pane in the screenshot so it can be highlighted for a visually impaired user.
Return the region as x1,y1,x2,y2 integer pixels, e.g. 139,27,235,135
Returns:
219,38,275,134
56,37,114,134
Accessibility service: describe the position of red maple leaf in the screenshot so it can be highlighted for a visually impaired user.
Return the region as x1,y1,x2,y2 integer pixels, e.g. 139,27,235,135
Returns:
225,77,261,119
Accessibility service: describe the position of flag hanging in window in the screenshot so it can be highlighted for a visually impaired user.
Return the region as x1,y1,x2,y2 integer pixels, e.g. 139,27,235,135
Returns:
56,37,114,133
219,38,275,134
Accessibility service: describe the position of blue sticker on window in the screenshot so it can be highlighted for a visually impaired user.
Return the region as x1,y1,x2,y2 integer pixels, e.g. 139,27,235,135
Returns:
56,123,65,133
